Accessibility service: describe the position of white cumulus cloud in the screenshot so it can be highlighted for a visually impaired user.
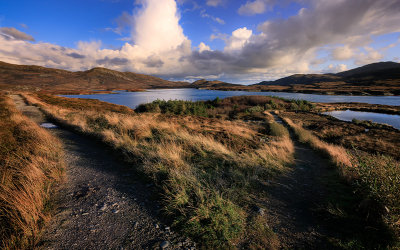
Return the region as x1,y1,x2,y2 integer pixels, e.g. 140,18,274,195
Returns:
224,27,253,52
132,0,187,53
198,42,211,52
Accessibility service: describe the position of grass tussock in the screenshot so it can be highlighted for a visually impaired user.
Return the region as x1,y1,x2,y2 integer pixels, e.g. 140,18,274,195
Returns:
24,93,294,248
350,151,400,238
282,117,352,169
0,95,64,249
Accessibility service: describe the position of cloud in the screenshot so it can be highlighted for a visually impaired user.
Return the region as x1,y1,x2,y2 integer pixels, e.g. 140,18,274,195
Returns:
143,55,164,68
97,56,129,66
1,0,400,83
67,52,86,59
355,47,383,66
238,0,273,15
200,10,225,24
234,0,400,69
224,27,253,52
132,0,187,53
198,42,211,52
0,27,34,41
327,63,348,73
331,46,354,60
206,0,225,7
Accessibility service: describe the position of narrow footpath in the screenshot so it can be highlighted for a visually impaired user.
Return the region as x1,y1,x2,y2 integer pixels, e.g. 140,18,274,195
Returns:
263,116,339,248
11,95,193,249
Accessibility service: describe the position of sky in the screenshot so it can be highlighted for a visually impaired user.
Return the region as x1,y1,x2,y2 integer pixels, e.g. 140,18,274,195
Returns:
0,0,400,84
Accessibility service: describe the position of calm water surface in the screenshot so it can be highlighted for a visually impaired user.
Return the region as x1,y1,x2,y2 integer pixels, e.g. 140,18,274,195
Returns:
62,88,400,108
323,110,400,129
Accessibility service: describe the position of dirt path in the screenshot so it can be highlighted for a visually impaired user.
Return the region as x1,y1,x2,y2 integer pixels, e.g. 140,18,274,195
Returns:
264,116,338,248
11,95,194,249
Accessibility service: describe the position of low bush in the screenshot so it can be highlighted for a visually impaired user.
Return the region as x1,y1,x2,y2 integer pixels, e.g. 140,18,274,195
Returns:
136,99,212,117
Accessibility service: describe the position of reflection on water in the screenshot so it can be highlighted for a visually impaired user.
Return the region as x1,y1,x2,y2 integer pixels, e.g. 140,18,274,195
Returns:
40,122,58,129
323,110,400,129
62,88,400,109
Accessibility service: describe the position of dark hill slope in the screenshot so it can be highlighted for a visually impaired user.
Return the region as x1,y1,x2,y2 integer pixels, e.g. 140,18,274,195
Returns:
256,62,400,87
191,79,240,88
336,61,400,78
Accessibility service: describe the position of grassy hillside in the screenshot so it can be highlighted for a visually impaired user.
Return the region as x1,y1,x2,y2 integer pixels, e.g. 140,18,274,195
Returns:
0,61,188,92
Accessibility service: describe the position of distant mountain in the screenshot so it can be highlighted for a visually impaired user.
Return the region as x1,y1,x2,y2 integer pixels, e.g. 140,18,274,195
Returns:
0,61,188,91
256,61,400,87
336,61,400,78
256,74,342,86
191,79,240,88
196,62,400,95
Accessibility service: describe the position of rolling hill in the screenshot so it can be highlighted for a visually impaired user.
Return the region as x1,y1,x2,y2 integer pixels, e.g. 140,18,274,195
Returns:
1,61,399,95
0,61,189,92
210,62,400,95
256,62,400,87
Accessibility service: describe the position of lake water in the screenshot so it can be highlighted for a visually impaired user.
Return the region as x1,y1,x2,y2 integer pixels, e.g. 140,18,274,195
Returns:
62,88,400,108
323,110,400,129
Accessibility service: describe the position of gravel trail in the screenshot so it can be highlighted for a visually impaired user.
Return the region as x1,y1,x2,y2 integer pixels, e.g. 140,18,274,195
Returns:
11,94,193,250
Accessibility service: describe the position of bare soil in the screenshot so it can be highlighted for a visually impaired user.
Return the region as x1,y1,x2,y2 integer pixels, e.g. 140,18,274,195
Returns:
11,95,194,249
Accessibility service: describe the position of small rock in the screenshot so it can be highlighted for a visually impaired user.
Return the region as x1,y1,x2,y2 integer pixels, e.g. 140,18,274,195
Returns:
160,241,170,249
154,224,160,229
100,204,108,211
113,209,120,214
165,226,170,231
82,212,89,216
257,207,265,216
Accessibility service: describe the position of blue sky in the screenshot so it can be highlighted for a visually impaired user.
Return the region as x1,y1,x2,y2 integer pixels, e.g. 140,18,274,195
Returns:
0,0,399,84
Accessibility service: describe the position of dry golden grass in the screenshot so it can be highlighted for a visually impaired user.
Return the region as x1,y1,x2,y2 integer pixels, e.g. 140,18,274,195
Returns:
282,117,352,170
24,93,294,248
0,95,64,249
282,111,400,159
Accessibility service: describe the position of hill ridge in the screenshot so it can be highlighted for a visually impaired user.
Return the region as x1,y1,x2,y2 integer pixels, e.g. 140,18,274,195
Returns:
0,61,188,92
